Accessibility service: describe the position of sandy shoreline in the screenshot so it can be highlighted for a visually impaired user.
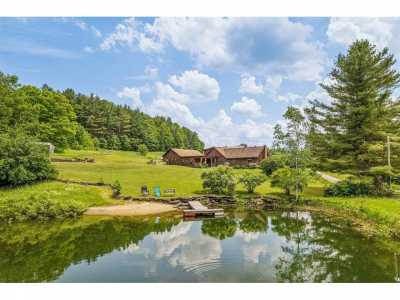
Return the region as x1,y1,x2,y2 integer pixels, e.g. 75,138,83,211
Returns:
84,201,178,216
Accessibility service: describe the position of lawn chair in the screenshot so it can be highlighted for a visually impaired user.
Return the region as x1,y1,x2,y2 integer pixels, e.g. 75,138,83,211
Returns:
153,186,161,198
141,185,148,196
163,188,176,197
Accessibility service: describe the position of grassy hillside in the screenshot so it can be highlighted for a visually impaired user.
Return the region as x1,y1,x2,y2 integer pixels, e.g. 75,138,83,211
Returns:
52,150,326,197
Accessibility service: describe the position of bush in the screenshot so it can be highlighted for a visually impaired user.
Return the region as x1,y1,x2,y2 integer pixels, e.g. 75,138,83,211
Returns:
239,172,266,193
138,144,148,156
271,167,312,196
260,159,282,176
0,195,85,223
0,134,57,186
324,180,372,197
111,180,122,197
201,166,236,195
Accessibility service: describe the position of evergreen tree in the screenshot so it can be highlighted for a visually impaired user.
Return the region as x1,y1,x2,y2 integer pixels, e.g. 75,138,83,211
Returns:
306,40,400,178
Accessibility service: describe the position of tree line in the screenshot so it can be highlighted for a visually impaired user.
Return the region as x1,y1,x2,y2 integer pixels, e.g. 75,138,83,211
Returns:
0,72,204,152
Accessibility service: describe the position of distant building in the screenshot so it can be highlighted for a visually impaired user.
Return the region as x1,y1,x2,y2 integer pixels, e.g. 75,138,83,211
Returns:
162,148,205,167
204,145,267,167
35,142,55,154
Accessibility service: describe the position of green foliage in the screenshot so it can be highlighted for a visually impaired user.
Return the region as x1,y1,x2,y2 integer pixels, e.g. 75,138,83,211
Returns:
239,172,266,193
0,195,85,222
324,180,372,197
201,217,237,239
306,40,400,175
272,107,312,199
0,70,204,153
271,167,313,196
0,134,57,186
201,166,236,195
62,88,204,152
137,144,149,156
260,158,282,176
111,180,122,197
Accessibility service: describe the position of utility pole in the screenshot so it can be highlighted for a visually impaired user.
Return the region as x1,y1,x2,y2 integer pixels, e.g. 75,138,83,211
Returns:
388,135,392,188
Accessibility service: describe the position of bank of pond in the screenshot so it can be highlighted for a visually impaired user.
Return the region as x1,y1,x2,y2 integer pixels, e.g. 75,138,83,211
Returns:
1,208,399,283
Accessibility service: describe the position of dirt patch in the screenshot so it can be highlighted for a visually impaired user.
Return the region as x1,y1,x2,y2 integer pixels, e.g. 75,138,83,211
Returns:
84,201,178,216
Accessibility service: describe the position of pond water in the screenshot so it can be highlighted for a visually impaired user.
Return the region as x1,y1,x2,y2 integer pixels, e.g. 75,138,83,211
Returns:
1,209,399,283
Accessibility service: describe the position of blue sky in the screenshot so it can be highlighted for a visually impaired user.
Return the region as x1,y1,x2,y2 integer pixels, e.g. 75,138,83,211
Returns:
1,17,400,146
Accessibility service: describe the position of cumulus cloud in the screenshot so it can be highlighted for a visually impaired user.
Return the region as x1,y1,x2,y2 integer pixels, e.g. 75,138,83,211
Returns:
327,18,398,51
100,18,162,53
101,17,326,81
146,82,202,128
197,110,274,146
169,70,220,102
239,74,264,94
231,97,263,118
117,87,143,109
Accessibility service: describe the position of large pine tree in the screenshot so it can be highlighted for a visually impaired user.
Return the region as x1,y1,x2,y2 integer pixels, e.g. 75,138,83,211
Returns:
306,40,400,175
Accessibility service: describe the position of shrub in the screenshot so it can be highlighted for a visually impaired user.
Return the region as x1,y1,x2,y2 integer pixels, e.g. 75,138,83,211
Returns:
239,172,266,193
270,167,312,196
201,166,236,195
0,134,57,186
138,144,148,156
111,180,122,197
324,180,372,197
0,195,85,223
260,159,282,176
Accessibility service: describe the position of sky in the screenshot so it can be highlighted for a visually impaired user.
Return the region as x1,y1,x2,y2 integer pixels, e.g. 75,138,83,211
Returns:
1,17,400,147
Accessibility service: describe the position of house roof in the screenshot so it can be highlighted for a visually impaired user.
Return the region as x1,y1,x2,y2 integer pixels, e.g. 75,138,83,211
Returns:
165,148,204,158
207,146,266,159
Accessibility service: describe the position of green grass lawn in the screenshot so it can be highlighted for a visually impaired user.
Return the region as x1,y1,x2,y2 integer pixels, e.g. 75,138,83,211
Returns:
0,181,114,207
52,149,325,197
0,181,119,222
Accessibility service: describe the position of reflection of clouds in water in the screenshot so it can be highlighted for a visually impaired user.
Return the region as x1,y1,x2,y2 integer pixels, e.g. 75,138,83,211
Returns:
168,234,222,272
151,222,192,258
236,230,260,242
241,231,289,265
242,243,269,263
125,221,223,274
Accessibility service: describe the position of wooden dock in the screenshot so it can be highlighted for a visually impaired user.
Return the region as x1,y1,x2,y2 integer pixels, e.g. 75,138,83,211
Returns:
183,201,224,218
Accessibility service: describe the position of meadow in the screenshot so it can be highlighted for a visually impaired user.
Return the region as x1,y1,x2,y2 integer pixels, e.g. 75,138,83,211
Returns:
51,149,326,197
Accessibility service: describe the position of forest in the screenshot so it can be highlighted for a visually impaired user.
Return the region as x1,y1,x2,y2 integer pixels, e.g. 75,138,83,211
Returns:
0,72,204,152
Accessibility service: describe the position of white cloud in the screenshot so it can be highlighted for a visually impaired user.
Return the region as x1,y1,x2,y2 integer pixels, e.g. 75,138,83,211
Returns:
197,110,274,146
239,74,264,94
327,18,396,51
100,18,162,53
117,87,143,109
146,82,202,128
264,75,283,94
277,92,302,103
101,17,326,81
231,97,263,118
169,70,220,103
74,19,102,38
127,66,159,81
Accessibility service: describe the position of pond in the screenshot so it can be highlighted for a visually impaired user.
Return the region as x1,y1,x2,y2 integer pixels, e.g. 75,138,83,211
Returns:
0,209,399,283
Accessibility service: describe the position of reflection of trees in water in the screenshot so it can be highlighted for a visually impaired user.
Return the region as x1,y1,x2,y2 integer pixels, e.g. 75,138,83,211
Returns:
239,212,268,233
0,216,180,282
201,218,237,240
271,212,397,282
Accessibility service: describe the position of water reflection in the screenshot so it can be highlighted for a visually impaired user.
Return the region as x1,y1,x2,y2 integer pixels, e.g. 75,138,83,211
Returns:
0,210,399,282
